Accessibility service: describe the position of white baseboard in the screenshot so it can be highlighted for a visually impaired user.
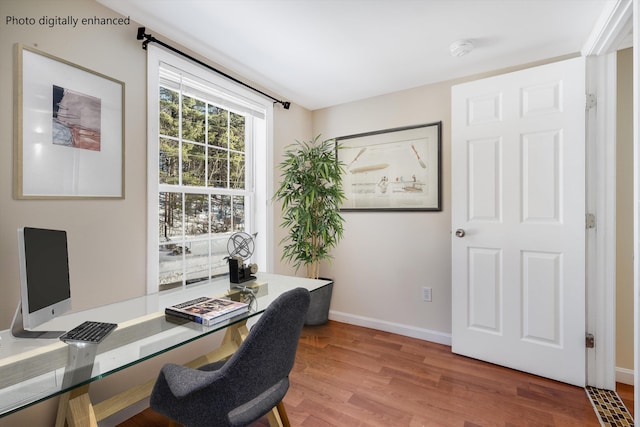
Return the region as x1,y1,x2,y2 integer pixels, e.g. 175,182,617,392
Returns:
616,367,634,385
329,310,452,346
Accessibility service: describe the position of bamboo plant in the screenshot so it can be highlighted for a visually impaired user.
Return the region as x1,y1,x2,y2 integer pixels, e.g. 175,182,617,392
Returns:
274,136,346,279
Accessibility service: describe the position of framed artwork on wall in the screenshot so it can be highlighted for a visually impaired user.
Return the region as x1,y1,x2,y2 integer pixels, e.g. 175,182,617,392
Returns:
14,44,125,199
336,122,442,211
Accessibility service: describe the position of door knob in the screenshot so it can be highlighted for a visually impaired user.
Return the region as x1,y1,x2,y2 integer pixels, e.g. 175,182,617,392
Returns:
455,229,466,238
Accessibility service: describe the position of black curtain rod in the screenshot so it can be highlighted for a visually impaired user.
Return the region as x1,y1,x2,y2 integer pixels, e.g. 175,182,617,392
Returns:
136,27,290,110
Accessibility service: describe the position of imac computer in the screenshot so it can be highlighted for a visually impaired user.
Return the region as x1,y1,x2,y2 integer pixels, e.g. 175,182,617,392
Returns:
12,227,72,339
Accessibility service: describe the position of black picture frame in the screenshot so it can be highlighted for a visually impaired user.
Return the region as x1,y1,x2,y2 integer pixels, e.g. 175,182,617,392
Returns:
336,122,442,211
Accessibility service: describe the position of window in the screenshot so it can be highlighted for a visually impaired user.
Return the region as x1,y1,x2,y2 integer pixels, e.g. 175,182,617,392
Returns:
147,46,272,293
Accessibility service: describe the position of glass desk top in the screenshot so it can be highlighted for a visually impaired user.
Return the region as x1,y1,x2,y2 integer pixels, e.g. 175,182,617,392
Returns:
0,273,330,418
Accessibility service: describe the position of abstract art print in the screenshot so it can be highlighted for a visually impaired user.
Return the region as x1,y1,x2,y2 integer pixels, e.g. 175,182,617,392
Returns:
14,44,124,199
52,85,101,151
337,122,442,211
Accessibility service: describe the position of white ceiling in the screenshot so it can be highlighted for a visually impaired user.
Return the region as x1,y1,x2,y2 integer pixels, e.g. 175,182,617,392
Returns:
98,0,619,111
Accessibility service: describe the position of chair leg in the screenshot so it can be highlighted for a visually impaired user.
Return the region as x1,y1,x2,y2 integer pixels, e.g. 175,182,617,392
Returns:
266,402,290,427
266,407,283,427
276,401,291,427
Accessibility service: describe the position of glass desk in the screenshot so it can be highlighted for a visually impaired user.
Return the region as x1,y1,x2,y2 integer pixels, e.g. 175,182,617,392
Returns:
0,273,330,426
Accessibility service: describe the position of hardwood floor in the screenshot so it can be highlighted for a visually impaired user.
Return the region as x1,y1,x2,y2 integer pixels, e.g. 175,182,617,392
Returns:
119,321,626,426
617,382,635,418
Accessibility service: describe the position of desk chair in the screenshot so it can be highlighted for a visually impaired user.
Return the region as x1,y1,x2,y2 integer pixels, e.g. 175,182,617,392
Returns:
150,287,311,427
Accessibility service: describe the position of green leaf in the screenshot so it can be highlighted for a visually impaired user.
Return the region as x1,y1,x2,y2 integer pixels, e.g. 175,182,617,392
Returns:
273,135,346,277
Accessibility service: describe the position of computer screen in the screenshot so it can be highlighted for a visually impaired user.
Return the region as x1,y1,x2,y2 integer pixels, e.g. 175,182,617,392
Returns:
13,227,72,338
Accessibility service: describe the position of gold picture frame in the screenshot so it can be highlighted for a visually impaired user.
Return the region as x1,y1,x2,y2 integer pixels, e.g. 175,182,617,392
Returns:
14,44,125,199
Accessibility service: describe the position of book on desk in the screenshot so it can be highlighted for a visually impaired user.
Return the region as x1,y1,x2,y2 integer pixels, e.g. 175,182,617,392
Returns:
165,296,249,326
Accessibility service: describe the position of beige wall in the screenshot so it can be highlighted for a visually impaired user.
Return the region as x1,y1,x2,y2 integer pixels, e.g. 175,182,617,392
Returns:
313,83,453,334
0,0,310,424
616,47,634,372
0,0,148,327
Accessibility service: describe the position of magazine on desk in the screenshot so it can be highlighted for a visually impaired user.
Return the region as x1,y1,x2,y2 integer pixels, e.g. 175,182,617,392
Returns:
165,296,249,326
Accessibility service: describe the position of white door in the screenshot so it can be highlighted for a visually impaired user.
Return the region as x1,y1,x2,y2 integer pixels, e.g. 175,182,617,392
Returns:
451,57,586,386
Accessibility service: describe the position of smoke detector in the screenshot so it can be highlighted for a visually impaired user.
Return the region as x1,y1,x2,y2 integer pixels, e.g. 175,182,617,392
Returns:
449,39,474,57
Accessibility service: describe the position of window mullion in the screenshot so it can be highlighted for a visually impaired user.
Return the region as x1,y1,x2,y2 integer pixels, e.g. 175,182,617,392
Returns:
178,78,184,188
227,110,231,189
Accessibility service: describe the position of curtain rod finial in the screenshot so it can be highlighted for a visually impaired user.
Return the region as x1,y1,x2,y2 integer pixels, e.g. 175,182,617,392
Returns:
136,27,146,40
136,27,152,50
282,102,291,110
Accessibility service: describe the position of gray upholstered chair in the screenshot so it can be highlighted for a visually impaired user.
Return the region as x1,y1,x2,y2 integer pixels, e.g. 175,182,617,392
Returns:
150,287,311,427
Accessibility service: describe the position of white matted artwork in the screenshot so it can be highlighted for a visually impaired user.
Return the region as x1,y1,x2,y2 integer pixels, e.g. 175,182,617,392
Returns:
337,122,442,211
14,44,124,199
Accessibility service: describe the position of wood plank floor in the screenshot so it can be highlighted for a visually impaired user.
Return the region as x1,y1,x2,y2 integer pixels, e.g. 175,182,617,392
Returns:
618,382,635,418
118,321,627,426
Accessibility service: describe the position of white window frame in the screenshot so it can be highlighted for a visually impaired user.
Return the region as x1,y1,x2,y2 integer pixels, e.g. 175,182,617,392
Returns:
146,45,273,294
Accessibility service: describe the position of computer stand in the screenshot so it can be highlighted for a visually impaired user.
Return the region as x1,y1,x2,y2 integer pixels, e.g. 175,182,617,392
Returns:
60,342,99,389
10,302,65,339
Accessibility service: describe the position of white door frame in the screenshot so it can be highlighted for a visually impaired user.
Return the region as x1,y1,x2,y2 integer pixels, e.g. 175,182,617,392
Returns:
585,52,618,390
633,0,640,420
581,0,633,396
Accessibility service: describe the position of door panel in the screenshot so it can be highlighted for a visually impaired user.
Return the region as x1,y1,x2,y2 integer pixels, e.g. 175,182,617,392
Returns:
468,247,501,332
468,138,501,221
451,57,586,386
522,130,561,222
522,251,561,344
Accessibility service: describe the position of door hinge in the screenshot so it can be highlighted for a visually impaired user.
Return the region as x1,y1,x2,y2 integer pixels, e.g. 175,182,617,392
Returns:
586,213,596,229
586,333,595,349
586,93,597,110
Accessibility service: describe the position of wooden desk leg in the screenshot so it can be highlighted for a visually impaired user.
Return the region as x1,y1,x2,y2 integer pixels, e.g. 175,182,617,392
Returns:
186,321,249,369
66,392,98,427
54,392,71,427
222,320,249,347
55,385,97,427
56,321,251,426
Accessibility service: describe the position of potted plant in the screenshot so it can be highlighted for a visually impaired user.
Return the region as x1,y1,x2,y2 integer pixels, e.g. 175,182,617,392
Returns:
274,135,346,324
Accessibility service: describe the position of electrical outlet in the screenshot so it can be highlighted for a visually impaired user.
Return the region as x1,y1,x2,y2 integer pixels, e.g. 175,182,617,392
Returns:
422,287,432,302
